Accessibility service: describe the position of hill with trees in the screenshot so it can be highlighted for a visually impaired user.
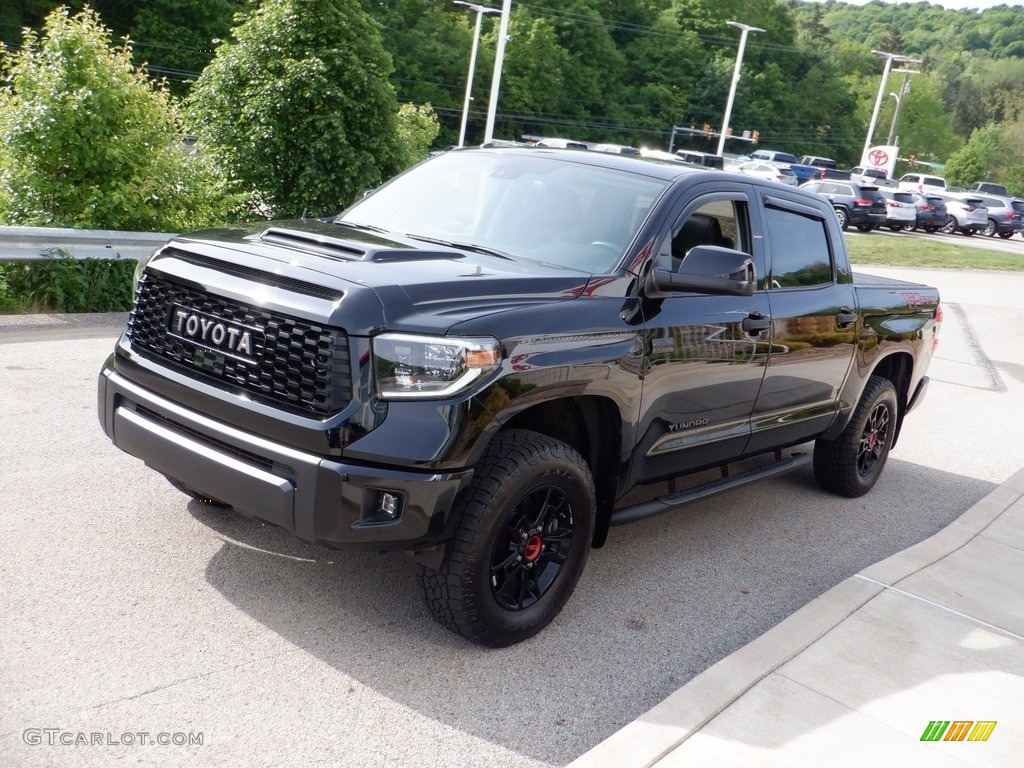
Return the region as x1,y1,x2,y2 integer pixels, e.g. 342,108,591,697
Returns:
3,0,1023,197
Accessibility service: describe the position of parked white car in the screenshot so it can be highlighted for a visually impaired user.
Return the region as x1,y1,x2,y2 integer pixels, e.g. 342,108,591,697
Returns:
736,161,798,186
898,173,947,193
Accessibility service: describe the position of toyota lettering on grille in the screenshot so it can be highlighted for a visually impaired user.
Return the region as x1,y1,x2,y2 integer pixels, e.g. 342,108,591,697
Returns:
167,305,263,363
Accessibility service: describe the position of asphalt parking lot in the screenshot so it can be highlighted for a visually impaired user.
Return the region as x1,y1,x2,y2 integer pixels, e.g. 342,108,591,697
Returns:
2,264,1023,767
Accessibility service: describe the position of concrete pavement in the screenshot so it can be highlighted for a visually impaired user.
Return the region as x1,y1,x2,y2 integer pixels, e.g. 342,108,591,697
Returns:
569,467,1024,767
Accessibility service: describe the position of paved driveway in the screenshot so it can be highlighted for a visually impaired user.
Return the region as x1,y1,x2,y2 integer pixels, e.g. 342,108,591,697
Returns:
2,265,1023,767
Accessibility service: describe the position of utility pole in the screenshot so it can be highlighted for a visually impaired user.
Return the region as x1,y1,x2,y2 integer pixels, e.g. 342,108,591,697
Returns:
863,51,921,162
454,2,500,147
717,21,764,157
483,0,512,144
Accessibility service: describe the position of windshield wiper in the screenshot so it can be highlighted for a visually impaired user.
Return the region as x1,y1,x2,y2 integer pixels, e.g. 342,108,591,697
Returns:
404,234,515,261
332,219,390,234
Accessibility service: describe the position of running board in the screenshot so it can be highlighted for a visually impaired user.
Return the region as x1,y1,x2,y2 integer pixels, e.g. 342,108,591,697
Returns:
610,452,811,527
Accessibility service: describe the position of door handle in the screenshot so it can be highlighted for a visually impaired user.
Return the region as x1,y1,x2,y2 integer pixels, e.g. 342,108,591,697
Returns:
836,307,858,328
742,312,771,335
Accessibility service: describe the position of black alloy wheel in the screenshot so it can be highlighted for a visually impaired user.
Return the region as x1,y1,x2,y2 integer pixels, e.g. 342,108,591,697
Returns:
490,485,576,611
855,396,892,479
416,429,595,647
813,376,898,498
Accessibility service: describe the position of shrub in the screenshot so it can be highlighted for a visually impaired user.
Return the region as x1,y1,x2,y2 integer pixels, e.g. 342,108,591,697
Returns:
1,254,135,313
0,6,241,232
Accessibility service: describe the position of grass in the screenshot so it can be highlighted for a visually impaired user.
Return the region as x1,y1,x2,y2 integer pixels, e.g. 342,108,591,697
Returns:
845,231,1024,270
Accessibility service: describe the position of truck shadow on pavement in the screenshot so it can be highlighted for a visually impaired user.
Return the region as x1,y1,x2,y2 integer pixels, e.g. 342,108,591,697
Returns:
188,458,993,765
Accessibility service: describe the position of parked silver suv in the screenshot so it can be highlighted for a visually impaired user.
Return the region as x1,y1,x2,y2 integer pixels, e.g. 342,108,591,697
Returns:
937,193,988,236
969,193,1024,238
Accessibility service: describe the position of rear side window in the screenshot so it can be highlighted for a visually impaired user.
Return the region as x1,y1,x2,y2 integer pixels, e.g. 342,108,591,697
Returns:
764,205,833,288
893,193,915,204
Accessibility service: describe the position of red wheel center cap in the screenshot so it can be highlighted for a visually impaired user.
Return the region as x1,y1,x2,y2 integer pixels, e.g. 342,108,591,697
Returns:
868,431,878,449
523,535,543,562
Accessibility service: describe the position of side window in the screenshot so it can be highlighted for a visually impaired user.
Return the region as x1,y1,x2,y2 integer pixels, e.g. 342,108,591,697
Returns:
764,205,833,288
670,200,746,268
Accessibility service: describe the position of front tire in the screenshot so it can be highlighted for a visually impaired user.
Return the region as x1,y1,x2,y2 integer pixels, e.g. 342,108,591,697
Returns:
983,220,997,237
813,376,898,498
416,430,595,647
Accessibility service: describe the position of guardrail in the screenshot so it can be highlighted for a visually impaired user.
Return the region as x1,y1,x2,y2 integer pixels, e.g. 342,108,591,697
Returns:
0,226,174,262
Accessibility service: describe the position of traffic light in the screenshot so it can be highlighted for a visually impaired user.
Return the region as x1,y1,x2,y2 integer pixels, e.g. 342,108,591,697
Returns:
726,126,733,137
702,123,711,136
752,130,760,145
908,154,915,167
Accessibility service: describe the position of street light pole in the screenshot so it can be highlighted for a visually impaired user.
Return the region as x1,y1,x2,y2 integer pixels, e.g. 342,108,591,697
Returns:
454,2,500,147
862,51,921,163
717,21,764,157
483,0,512,144
886,69,915,146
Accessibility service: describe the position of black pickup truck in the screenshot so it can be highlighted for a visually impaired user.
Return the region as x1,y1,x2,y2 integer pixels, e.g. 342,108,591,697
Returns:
98,148,941,646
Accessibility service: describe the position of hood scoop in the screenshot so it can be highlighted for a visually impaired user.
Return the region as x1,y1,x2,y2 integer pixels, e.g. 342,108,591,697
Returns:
259,228,367,260
257,227,467,263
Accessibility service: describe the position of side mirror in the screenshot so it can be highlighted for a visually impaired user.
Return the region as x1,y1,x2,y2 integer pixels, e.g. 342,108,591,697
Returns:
650,245,756,296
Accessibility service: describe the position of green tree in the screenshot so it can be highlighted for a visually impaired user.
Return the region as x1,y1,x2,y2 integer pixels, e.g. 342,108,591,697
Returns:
361,0,474,147
129,0,246,94
0,6,238,231
943,124,1004,188
188,0,401,218
394,103,441,169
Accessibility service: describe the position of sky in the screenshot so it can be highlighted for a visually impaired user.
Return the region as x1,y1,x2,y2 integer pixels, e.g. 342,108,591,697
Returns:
809,0,1024,9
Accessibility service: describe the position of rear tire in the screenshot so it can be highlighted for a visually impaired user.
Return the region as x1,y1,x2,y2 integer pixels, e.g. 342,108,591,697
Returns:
416,430,595,647
999,231,1014,239
813,376,898,498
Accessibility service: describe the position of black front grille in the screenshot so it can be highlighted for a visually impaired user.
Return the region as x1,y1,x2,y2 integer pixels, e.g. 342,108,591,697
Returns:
127,273,351,415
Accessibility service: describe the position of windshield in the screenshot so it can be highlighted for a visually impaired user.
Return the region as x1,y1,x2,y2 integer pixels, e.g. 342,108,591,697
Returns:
337,151,669,273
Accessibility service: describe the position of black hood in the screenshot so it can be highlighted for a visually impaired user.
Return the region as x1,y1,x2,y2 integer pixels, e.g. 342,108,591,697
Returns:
153,219,596,336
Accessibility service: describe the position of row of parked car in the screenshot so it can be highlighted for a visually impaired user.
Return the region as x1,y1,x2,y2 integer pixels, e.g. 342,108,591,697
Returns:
531,138,1023,239
726,151,1024,239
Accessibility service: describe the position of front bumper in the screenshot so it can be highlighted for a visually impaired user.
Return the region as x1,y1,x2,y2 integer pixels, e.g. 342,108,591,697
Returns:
98,361,471,552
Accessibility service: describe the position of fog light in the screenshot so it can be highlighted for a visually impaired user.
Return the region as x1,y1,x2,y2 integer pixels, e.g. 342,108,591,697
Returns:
378,491,402,519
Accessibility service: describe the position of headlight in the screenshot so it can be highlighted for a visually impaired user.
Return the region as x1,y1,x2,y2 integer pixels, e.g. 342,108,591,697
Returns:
373,333,500,400
131,249,159,295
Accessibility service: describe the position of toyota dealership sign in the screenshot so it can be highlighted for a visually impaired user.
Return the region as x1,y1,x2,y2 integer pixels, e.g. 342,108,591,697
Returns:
860,144,899,178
